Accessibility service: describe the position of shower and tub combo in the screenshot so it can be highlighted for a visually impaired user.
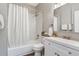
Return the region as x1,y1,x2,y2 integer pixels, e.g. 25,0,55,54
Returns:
8,4,43,56
8,40,43,56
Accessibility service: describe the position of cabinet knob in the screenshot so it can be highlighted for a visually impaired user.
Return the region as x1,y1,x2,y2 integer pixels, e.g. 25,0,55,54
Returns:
68,52,72,54
55,52,60,56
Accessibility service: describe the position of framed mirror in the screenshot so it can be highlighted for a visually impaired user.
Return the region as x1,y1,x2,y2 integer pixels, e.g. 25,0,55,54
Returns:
54,3,79,33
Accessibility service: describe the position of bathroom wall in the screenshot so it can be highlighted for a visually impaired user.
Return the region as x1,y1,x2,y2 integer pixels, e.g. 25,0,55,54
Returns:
54,3,79,41
36,3,54,32
0,3,8,56
35,11,43,38
57,31,79,41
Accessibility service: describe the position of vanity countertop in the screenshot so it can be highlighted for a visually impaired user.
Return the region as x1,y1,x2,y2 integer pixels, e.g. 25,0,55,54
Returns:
43,37,79,51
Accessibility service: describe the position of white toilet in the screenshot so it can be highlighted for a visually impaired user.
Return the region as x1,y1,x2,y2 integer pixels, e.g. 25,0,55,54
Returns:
33,43,44,56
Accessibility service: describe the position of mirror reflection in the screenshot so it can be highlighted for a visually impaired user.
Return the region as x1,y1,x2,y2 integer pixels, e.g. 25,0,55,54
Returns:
54,3,79,33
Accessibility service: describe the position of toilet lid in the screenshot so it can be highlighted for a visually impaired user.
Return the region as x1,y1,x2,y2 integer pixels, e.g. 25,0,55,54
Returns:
33,43,44,48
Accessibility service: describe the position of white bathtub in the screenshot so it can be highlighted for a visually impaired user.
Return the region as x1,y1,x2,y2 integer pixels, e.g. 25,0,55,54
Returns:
8,40,41,56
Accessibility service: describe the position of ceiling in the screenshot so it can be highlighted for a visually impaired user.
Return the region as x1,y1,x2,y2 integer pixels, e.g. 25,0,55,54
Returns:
28,3,39,7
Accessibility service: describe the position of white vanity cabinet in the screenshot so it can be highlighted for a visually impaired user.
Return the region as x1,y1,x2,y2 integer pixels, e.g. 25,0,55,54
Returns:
43,39,66,56
54,42,79,56
42,37,79,56
42,39,53,56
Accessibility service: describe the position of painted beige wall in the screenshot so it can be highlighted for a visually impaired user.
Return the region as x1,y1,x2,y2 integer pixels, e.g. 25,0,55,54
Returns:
36,3,54,32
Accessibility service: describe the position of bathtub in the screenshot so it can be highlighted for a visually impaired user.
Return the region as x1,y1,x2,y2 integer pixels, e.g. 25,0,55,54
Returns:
8,40,41,56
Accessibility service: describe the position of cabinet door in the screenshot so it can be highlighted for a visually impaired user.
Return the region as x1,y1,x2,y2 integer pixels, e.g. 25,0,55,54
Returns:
61,46,79,56
44,41,66,56
53,50,66,56
51,42,67,56
44,40,55,56
54,42,79,56
43,38,79,56
51,46,64,56
45,45,55,56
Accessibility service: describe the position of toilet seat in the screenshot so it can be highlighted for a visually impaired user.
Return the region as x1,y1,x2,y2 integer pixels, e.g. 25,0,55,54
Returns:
33,43,44,50
33,43,44,56
33,43,44,49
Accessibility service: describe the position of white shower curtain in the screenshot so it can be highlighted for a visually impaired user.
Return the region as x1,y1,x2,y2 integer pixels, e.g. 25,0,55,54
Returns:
8,4,34,48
